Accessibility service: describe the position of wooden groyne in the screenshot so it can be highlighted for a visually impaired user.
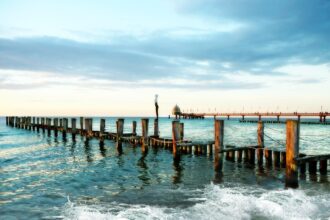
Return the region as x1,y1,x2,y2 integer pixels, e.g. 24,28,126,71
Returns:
5,116,330,188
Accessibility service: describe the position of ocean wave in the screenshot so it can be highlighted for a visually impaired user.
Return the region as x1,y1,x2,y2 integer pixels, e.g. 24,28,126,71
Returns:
62,183,329,220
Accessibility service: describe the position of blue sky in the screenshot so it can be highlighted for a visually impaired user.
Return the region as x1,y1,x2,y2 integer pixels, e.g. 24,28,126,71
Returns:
0,0,330,116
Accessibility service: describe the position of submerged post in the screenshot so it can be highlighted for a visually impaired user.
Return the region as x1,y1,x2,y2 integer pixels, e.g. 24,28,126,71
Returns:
46,118,51,136
80,117,84,134
32,117,36,131
214,120,224,171
179,123,184,141
172,120,181,156
85,118,93,140
63,118,68,139
100,118,105,142
141,118,149,152
257,121,264,165
285,120,299,188
71,118,76,141
37,118,40,132
154,119,159,137
132,121,137,136
54,118,58,137
116,118,124,151
41,118,45,133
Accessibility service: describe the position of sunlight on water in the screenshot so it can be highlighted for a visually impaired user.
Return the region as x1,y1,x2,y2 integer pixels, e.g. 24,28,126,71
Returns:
0,117,329,219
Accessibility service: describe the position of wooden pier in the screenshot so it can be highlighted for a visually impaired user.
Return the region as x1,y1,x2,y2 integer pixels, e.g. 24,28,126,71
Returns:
4,116,330,188
178,111,329,123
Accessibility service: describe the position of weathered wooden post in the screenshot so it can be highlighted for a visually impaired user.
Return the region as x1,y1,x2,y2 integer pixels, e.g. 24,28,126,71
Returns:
154,119,159,137
100,118,105,143
71,118,76,141
179,123,184,141
32,117,36,131
54,118,58,137
28,117,32,130
132,121,137,136
285,120,299,188
85,118,93,140
214,120,224,171
80,117,84,134
281,151,286,167
36,118,40,132
46,118,51,136
308,161,317,175
320,160,328,175
172,120,180,156
141,118,149,152
41,118,45,133
273,151,281,167
63,118,68,139
237,149,243,162
6,116,9,126
116,118,124,151
257,121,264,165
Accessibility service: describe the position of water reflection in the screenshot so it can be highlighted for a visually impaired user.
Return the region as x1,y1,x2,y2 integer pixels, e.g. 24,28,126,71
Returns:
84,140,93,163
137,151,150,187
172,155,183,185
99,141,106,157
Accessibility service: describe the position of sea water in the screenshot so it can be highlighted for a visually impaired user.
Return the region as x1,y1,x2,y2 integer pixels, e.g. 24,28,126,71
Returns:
0,117,329,219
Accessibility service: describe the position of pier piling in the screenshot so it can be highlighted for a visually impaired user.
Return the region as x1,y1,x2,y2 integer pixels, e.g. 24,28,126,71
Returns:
142,118,149,153
285,120,299,188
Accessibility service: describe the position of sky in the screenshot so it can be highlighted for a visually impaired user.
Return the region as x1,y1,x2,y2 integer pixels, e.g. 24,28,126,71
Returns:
0,0,330,116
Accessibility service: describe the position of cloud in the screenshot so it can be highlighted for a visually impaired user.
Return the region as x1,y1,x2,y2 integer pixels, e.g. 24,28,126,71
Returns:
0,1,329,90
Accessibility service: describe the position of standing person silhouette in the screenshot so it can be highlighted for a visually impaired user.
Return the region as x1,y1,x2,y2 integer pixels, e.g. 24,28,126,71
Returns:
155,94,159,120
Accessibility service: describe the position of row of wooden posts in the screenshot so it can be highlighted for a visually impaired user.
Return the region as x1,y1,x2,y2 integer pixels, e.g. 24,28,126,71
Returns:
5,116,330,188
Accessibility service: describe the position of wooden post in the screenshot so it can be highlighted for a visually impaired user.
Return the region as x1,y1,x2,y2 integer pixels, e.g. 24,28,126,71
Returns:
273,151,280,167
154,119,159,137
100,118,105,142
80,117,84,134
308,161,317,175
71,118,76,141
237,150,243,162
63,118,68,139
248,148,255,164
6,116,8,126
281,151,286,167
320,160,327,175
37,118,40,132
116,118,124,151
214,120,224,171
59,118,63,128
85,118,93,139
28,117,32,130
257,121,264,165
141,118,149,152
172,120,180,156
132,121,137,135
265,148,272,166
41,118,45,133
285,120,299,188
179,123,184,141
47,118,51,136
54,118,58,137
32,117,36,131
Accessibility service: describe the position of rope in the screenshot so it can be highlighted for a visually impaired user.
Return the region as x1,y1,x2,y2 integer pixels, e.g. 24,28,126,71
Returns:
265,127,285,133
264,133,286,147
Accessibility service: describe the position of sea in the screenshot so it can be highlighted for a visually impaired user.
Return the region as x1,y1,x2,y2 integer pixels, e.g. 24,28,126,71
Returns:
0,116,329,219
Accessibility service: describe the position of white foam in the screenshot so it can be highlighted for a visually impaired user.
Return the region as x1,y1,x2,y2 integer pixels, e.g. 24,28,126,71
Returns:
62,183,329,220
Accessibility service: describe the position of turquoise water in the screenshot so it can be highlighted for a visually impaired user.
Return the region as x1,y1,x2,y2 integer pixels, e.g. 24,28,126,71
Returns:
0,117,329,219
